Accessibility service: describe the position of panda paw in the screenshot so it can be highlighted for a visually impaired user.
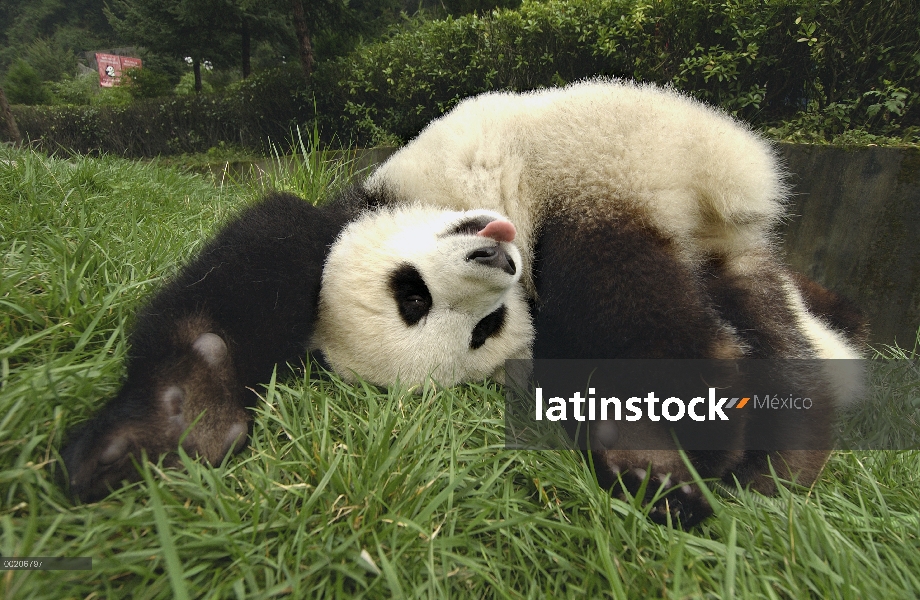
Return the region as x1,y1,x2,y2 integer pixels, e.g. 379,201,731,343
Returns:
62,385,250,503
609,467,713,529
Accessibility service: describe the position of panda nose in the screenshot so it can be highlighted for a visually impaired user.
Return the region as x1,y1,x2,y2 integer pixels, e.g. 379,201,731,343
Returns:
467,246,516,275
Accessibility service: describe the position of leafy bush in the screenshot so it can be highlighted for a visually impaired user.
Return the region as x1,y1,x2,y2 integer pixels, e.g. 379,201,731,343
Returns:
4,59,52,106
174,71,215,96
321,0,919,145
783,0,920,140
48,72,100,106
11,66,310,157
46,72,157,108
7,0,919,152
122,67,176,99
20,37,78,86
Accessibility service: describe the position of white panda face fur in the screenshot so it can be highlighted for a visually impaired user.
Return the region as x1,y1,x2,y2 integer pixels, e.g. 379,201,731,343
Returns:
313,205,534,386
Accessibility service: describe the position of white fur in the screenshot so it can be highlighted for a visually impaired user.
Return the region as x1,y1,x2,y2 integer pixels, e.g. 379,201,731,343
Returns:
314,206,533,386
366,79,787,290
781,277,866,405
318,79,863,392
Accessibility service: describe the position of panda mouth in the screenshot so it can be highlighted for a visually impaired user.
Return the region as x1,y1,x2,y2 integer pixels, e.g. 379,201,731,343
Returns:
466,246,516,275
447,216,498,237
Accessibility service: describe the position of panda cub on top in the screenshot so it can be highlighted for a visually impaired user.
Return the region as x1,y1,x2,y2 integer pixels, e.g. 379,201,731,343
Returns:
62,80,865,526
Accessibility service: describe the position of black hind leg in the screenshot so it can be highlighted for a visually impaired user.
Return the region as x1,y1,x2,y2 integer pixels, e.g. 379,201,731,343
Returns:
62,326,251,502
532,208,747,527
61,192,357,501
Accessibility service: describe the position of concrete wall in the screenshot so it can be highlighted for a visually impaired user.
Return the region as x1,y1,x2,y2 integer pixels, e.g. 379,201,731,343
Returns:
778,144,920,346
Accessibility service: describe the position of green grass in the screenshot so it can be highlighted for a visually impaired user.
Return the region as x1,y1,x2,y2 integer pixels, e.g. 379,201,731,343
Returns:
1,145,919,598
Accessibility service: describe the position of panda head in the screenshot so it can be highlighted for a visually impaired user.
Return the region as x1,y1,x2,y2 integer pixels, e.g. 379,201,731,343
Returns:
313,205,534,386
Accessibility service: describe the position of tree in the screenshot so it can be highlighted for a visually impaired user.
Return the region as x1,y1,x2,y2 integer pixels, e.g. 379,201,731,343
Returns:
231,0,292,79
105,0,408,91
3,59,52,105
315,0,406,59
0,0,119,77
291,0,315,80
288,0,350,81
282,0,405,82
106,0,240,93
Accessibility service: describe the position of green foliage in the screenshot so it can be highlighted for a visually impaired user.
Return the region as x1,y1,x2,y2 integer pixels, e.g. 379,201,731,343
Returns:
420,0,523,16
321,0,920,145
174,71,216,96
787,0,920,140
105,0,240,69
9,0,920,151
46,71,167,108
258,122,359,200
92,86,134,107
11,66,311,157
21,37,78,85
47,72,99,106
310,0,408,59
3,59,52,105
767,96,920,146
319,0,807,144
122,67,175,99
0,0,118,77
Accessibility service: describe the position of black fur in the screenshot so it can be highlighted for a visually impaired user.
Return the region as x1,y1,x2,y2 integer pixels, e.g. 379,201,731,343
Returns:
789,271,870,345
388,264,433,326
532,208,737,360
61,192,361,502
448,215,500,237
470,305,507,349
531,204,856,527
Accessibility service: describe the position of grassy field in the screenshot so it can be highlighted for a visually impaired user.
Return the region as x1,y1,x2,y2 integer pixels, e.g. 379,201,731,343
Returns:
1,145,919,599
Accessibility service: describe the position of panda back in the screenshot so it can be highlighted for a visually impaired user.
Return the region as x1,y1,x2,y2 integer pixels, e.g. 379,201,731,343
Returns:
366,79,788,275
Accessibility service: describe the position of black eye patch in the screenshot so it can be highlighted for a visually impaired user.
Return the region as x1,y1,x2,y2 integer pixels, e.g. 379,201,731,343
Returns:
389,264,433,326
470,305,507,349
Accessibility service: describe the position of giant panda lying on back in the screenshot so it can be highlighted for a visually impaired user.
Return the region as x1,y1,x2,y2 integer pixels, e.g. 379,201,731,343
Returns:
62,80,866,526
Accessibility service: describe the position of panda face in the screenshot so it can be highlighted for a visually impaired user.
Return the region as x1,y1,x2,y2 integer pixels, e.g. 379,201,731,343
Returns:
313,206,534,386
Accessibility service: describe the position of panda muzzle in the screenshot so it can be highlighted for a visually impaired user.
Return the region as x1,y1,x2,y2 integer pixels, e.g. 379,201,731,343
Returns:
467,246,516,275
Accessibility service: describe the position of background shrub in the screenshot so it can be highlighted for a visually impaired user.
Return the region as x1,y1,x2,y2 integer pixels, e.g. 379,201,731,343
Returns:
4,59,52,106
320,0,919,145
11,66,310,157
47,72,99,106
122,67,175,100
6,0,918,154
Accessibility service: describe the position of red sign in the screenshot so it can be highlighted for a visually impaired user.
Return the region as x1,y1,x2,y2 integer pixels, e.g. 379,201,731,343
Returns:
95,53,143,87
